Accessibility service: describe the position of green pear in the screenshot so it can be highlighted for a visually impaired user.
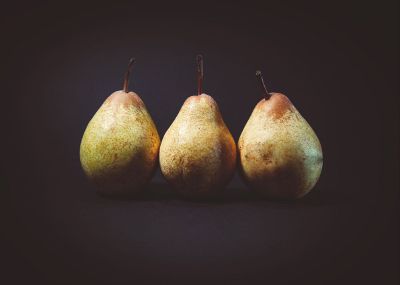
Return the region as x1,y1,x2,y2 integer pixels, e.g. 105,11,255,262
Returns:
238,71,323,199
159,55,236,198
80,59,160,196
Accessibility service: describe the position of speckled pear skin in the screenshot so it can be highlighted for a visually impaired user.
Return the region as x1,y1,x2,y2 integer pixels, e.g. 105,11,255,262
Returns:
159,94,237,199
238,93,323,199
80,90,160,196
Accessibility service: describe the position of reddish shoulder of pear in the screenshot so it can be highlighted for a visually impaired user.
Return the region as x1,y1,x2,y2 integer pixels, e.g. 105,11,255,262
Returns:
105,90,144,107
255,93,294,119
184,93,215,104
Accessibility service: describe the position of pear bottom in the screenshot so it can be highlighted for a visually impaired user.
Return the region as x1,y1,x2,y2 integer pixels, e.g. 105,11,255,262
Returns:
85,163,155,197
239,156,322,200
81,143,159,197
164,167,235,200
160,139,236,200
239,138,323,200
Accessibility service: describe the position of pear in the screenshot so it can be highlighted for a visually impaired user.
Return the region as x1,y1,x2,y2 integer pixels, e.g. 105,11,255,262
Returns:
238,71,323,199
159,55,236,199
80,58,160,196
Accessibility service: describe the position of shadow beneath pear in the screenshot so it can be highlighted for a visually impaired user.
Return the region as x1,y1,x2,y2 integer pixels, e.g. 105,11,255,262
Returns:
96,182,179,201
95,182,342,207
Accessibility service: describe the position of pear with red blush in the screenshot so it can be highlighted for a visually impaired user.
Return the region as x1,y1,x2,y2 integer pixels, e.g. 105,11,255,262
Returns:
238,71,323,199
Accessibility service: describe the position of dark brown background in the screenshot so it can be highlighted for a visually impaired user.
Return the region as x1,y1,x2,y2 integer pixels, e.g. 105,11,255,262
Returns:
1,1,398,284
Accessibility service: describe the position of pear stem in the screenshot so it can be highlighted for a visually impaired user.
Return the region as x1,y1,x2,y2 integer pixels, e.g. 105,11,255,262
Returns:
256,70,271,99
196,54,203,95
123,58,135,93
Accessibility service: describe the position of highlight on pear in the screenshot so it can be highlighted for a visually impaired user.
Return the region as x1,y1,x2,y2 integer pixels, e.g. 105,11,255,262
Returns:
80,58,160,196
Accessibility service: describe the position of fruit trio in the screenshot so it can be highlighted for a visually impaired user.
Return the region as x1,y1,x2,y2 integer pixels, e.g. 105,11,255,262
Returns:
80,56,323,199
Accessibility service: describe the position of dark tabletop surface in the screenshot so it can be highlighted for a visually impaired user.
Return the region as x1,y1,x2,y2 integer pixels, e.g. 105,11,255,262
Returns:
1,1,398,284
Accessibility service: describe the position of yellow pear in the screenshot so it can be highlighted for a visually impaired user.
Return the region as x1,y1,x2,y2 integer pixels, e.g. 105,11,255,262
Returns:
80,59,160,196
159,55,236,198
238,71,323,199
